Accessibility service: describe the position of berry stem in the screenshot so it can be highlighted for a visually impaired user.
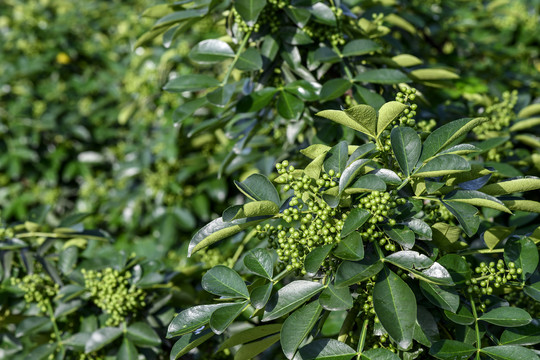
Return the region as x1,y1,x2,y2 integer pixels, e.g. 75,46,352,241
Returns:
46,300,64,353
221,30,252,86
469,296,482,354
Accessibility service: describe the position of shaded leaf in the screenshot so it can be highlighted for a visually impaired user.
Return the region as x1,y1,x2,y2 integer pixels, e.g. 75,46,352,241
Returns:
281,302,323,359
391,126,421,177
263,281,324,321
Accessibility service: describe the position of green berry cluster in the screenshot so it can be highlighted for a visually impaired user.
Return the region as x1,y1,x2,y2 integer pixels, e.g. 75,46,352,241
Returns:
465,260,522,311
232,8,261,33
416,118,437,133
82,268,146,326
303,24,345,46
504,290,540,318
474,90,518,137
423,202,453,225
395,87,418,127
198,248,235,269
11,273,59,313
257,1,283,33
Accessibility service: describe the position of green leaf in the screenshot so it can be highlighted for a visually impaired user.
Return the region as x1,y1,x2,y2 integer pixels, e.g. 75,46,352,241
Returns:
237,87,277,112
346,174,387,194
126,322,161,347
210,301,248,335
391,126,421,177
218,324,281,351
154,9,207,27
305,153,326,180
482,226,514,250
518,103,540,118
314,47,340,63
284,6,311,27
117,338,138,360
377,101,408,136
15,317,50,337
284,80,320,101
420,117,488,161
335,257,383,288
440,144,481,156
419,282,459,312
188,216,268,256
334,232,364,261
431,223,467,251
383,226,415,250
437,254,471,284
414,155,471,178
282,27,313,45
316,106,376,137
524,282,540,301
404,219,432,240
223,200,279,221
429,340,476,360
163,74,220,92
503,199,540,213
341,207,371,238
480,177,540,196
167,303,232,337
500,321,540,346
504,237,539,281
263,280,324,321
26,343,57,360
236,48,263,71
170,329,214,360
444,190,511,214
320,79,352,101
301,144,331,159
319,284,353,311
207,84,235,106
202,265,249,299
281,301,323,359
304,244,333,276
345,105,377,137
244,248,274,279
342,39,382,57
324,141,349,175
234,0,267,26
373,266,416,349
85,327,122,353
510,117,540,131
360,348,400,360
277,91,304,119
391,54,423,67
410,68,459,81
348,144,376,165
189,39,234,63
442,201,480,237
370,169,402,185
298,339,356,360
339,160,372,194
479,307,532,327
481,345,540,360
444,305,474,325
354,69,410,84
354,85,386,109
235,173,281,205
250,282,273,309
384,250,433,270
235,334,281,360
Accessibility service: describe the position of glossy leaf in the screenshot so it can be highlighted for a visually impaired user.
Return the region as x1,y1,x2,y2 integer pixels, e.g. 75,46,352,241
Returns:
234,0,267,26
163,74,220,92
324,141,348,175
479,307,532,327
189,39,234,63
235,334,281,360
250,282,273,309
281,301,323,359
277,91,304,119
420,282,459,312
218,324,281,351
314,47,340,63
404,219,432,239
524,282,540,301
347,174,387,193
342,39,381,56
244,248,274,279
383,226,415,249
481,345,540,360
126,322,161,347
414,155,470,178
202,265,249,299
297,339,356,360
167,303,232,338
170,329,214,360
360,348,400,360
305,244,333,276
207,84,235,106
263,280,324,321
384,250,433,270
442,201,480,237
500,321,540,346
373,266,416,349
236,48,263,71
444,305,474,325
237,87,277,112
334,232,364,261
504,237,539,281
319,284,353,311
341,207,370,238
339,160,372,193
320,79,352,101
235,173,280,205
210,301,248,335
429,340,476,360
391,126,421,177
117,338,138,360
85,327,122,353
335,257,383,288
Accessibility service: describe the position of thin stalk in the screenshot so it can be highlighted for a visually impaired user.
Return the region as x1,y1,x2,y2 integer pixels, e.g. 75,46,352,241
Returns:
469,296,482,355
272,269,292,285
458,248,504,256
230,229,257,265
46,300,64,353
17,232,106,240
356,318,369,359
221,30,252,86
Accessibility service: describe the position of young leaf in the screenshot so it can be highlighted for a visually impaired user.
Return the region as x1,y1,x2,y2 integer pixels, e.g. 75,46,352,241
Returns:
479,307,532,327
223,200,279,221
339,159,372,194
263,280,324,321
376,101,407,136
202,265,249,299
235,173,281,205
344,104,377,137
188,216,268,256
354,69,410,84
373,266,417,349
244,248,274,279
281,301,323,359
504,237,539,281
481,345,540,360
444,190,511,214
482,226,514,250
210,301,248,335
334,232,364,261
409,68,459,81
479,177,540,196
391,126,421,177
304,244,333,276
167,303,232,337
420,117,488,161
335,257,383,288
304,153,326,180
391,54,423,67
319,284,353,311
429,340,476,360
316,107,375,137
419,282,459,313
297,339,356,360
170,330,214,360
